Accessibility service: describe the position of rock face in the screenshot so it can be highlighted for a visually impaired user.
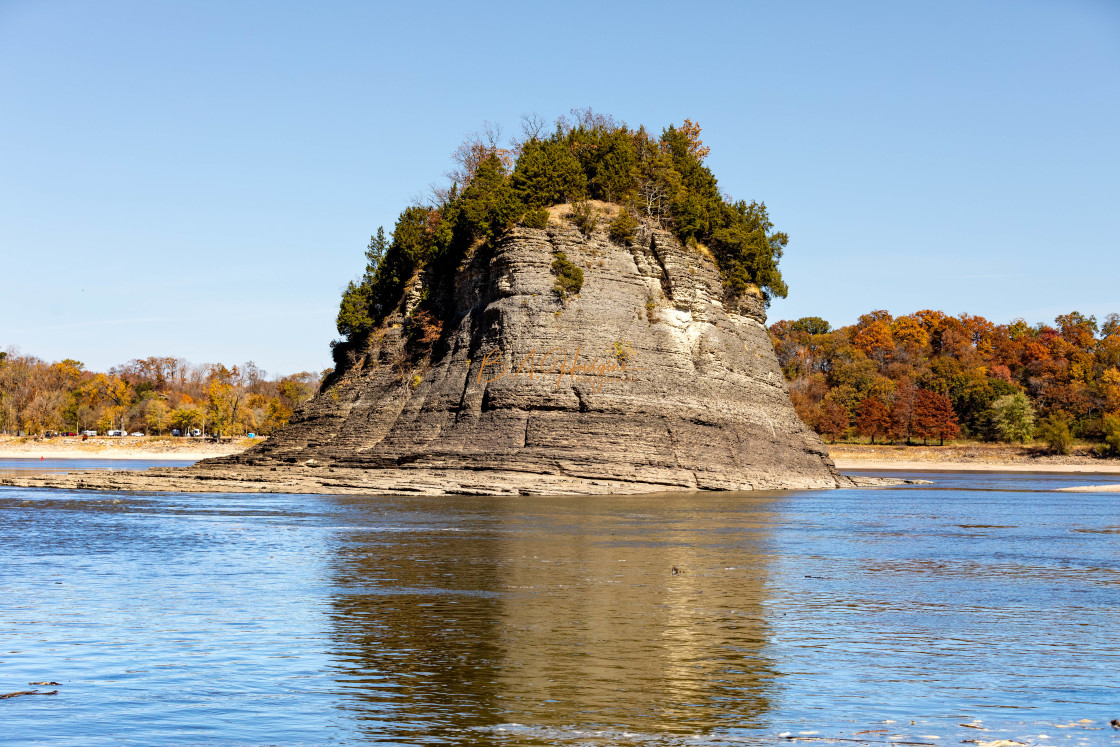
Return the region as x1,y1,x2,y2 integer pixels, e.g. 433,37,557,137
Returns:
1,220,848,495
214,221,846,492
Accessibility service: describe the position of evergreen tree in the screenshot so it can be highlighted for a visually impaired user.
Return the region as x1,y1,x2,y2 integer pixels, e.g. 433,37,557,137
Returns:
336,280,372,339
334,113,793,348
511,139,586,207
365,227,387,278
458,154,524,240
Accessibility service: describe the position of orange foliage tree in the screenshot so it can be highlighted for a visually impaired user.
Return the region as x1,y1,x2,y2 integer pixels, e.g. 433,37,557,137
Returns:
770,307,1120,450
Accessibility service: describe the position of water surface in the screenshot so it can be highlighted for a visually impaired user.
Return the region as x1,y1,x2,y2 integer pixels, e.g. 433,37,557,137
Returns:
1,466,1116,745
0,458,195,478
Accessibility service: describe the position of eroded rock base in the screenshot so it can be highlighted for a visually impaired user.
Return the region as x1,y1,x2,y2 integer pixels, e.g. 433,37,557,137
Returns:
0,462,856,496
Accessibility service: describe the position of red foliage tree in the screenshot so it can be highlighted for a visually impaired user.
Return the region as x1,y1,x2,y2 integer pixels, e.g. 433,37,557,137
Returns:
854,397,891,444
890,378,918,444
817,400,850,443
929,391,960,445
912,389,959,445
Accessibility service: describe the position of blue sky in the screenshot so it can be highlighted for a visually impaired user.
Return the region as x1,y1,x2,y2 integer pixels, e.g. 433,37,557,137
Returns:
2,0,1117,375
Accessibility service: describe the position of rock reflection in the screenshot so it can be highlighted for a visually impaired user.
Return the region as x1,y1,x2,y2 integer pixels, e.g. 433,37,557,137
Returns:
327,494,779,741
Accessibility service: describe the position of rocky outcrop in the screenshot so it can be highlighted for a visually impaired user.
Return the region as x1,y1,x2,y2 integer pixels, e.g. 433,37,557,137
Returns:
2,221,850,495
221,221,844,491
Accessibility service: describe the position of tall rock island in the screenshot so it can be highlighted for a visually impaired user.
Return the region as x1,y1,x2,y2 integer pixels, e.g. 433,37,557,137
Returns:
2,117,857,494
216,219,847,493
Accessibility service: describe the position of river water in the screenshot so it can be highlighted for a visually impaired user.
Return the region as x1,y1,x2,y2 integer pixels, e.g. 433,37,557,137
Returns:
1,462,1117,745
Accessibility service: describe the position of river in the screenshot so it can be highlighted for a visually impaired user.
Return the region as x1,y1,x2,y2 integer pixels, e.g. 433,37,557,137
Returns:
1,462,1117,745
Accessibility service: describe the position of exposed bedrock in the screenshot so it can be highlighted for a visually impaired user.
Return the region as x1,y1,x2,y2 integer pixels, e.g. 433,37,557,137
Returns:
204,223,848,493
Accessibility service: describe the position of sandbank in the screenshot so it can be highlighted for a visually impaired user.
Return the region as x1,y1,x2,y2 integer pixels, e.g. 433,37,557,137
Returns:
0,436,257,462
829,443,1120,474
832,459,1120,474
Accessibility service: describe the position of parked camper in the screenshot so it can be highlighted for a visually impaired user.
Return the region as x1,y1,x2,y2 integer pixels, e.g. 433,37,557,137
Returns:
107,430,126,437
82,430,98,437
189,428,202,437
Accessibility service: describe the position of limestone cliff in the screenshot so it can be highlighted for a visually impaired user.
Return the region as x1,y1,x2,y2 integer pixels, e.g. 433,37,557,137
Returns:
1,219,850,495
216,220,847,492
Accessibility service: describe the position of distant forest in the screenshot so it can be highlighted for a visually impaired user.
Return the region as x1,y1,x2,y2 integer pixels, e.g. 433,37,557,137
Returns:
770,310,1120,455
0,351,324,438
335,110,789,359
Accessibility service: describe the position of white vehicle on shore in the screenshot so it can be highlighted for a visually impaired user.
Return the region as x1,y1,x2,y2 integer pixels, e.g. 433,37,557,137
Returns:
107,430,126,437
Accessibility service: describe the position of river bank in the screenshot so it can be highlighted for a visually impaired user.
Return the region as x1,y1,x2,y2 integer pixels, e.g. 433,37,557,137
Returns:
829,442,1120,473
4,436,1120,475
0,435,260,461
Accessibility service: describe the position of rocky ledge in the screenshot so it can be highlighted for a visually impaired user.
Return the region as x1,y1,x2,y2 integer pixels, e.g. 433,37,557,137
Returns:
3,221,858,496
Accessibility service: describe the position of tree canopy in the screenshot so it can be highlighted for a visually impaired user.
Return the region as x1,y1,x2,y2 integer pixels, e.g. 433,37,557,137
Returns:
335,111,791,350
770,309,1120,451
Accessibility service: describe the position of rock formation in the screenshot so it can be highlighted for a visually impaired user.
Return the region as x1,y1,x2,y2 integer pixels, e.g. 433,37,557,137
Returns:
2,217,852,495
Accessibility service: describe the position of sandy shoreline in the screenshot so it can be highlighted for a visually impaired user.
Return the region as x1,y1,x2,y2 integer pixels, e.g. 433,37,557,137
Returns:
832,459,1120,474
0,450,221,461
829,443,1120,474
4,437,1120,481
0,436,257,462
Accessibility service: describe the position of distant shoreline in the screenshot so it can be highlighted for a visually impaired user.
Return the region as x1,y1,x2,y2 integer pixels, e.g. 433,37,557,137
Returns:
829,443,1120,474
3,436,1119,476
0,435,258,462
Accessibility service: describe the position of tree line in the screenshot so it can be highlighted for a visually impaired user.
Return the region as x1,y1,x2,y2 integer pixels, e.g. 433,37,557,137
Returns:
0,349,323,438
769,310,1120,455
335,110,790,363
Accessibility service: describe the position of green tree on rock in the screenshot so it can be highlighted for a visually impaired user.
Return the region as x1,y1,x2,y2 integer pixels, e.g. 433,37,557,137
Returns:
512,139,586,207
458,154,524,241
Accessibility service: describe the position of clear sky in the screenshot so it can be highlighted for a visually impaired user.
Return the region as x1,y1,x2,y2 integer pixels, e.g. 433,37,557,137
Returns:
2,0,1117,376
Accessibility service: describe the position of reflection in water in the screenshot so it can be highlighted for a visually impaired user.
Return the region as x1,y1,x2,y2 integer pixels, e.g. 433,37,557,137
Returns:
327,509,506,742
327,495,780,742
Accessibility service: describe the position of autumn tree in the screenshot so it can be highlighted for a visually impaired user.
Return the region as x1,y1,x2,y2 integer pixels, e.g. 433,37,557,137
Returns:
676,118,711,161
913,389,959,445
770,307,1120,445
444,121,513,192
263,398,293,435
855,397,891,444
1102,313,1120,339
206,373,246,437
817,400,850,443
171,404,203,435
278,372,318,411
145,399,171,435
890,378,918,444
852,311,895,364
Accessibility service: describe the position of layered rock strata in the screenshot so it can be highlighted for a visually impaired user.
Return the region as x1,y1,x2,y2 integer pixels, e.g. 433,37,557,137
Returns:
3,223,851,495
